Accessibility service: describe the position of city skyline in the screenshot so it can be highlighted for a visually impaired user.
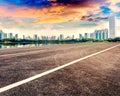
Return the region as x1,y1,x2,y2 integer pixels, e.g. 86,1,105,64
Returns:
0,0,120,37
0,14,116,40
0,28,109,40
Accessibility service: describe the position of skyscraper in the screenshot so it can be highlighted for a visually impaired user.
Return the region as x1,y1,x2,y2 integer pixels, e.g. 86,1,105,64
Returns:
84,33,89,39
15,34,18,39
90,33,95,39
50,36,56,40
3,33,7,39
8,33,13,39
109,15,115,38
59,34,64,40
0,30,3,40
34,34,38,41
104,29,108,39
79,34,82,39
23,35,26,39
95,30,100,40
72,35,74,39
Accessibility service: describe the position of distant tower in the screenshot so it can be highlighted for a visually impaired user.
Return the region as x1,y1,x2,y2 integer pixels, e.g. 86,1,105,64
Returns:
95,30,100,40
3,33,7,39
79,34,82,39
0,30,3,40
72,35,74,39
34,34,38,41
90,33,95,39
109,15,115,38
8,33,13,39
59,34,64,40
23,35,25,39
84,33,89,39
15,34,18,39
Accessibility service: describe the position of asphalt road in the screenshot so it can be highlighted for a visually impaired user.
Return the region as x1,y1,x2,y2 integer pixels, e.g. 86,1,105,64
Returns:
0,42,120,96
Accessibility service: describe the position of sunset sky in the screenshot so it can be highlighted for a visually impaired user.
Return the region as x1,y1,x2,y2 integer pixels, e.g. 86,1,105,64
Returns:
0,0,120,38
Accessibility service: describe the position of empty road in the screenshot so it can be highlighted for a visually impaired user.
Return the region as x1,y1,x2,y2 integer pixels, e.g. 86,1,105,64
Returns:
0,42,120,96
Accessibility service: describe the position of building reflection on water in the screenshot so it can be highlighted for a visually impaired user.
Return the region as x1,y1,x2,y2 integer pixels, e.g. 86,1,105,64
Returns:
0,43,46,49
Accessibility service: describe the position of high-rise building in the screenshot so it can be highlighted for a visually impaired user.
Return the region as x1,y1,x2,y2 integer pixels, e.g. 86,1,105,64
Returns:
59,34,64,40
50,36,56,40
15,34,18,39
38,36,40,40
0,30,3,40
8,33,13,39
72,35,74,39
94,29,108,40
79,34,82,39
3,33,7,39
103,29,108,39
41,36,48,40
84,33,90,39
100,29,108,39
109,15,115,38
41,36,45,40
101,31,104,39
34,34,38,40
23,35,26,39
95,30,100,39
46,36,49,40
90,33,95,39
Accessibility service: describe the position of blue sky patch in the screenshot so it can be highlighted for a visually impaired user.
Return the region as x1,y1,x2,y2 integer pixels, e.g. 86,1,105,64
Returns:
100,6,111,14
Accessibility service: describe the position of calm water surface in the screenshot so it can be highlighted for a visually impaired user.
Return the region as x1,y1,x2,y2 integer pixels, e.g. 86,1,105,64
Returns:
0,44,48,49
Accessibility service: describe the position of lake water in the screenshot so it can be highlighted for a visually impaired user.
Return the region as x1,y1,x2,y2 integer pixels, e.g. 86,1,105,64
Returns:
0,44,47,49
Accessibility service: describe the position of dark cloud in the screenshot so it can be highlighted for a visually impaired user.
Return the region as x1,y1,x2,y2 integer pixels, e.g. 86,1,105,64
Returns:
53,0,104,6
55,0,88,5
81,15,93,20
4,0,104,8
81,15,108,22
95,16,108,20
4,0,51,8
81,15,95,21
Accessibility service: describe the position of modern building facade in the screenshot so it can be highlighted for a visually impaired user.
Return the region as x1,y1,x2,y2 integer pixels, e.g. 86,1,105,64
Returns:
94,29,108,40
109,15,115,38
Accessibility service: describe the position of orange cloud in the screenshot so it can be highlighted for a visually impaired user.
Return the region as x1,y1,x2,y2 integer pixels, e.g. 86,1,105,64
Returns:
34,4,100,24
0,3,100,24
0,5,65,18
34,17,66,24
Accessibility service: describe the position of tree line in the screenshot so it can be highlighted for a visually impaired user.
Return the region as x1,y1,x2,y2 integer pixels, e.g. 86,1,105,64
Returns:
0,37,120,45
